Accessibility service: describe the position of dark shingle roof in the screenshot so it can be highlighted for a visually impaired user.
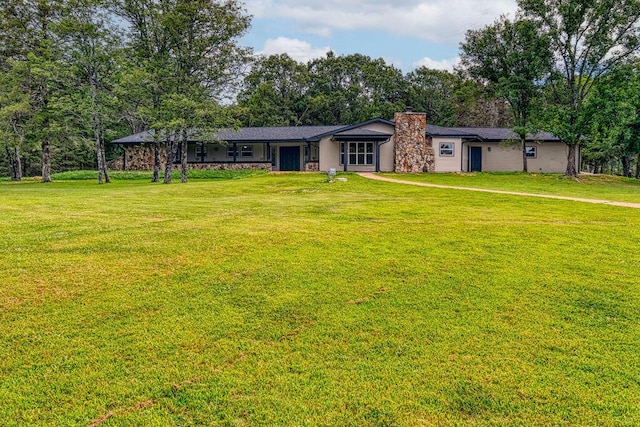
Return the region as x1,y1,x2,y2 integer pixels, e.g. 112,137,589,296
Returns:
111,120,559,145
426,125,559,142
111,126,348,145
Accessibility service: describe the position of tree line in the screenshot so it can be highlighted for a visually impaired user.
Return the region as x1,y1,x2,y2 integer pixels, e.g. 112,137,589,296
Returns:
1,0,640,182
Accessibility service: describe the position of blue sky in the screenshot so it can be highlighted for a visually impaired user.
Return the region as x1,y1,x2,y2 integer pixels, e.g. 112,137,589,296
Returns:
241,0,518,72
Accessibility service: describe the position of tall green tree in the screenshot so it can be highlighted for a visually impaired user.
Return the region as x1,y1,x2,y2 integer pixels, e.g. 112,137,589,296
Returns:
0,0,67,182
519,0,640,176
460,16,552,172
237,53,311,126
58,0,123,184
306,52,405,125
405,67,457,126
117,0,251,183
583,62,640,177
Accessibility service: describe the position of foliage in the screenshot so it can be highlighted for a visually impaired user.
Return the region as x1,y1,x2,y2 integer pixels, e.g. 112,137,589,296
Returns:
519,0,640,176
306,52,406,124
49,168,266,180
116,0,251,183
583,61,640,177
460,16,552,171
236,53,512,129
237,53,311,126
1,174,640,424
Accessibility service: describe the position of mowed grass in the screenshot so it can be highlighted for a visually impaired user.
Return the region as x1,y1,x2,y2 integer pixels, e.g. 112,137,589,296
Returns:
1,172,639,426
381,172,640,204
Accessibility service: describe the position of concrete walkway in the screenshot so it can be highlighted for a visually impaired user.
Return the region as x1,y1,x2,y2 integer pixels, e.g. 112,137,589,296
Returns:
357,173,640,209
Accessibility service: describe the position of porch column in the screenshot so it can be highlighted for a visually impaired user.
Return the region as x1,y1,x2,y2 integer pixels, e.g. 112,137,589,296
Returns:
233,142,237,162
266,142,270,161
343,142,348,172
375,141,380,172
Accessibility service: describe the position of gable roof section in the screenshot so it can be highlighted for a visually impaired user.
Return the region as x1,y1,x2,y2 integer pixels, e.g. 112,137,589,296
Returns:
331,128,392,141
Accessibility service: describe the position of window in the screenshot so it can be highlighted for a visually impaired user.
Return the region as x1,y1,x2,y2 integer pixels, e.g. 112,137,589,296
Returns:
340,142,374,165
195,144,207,161
439,142,454,157
241,145,253,157
227,146,236,158
525,146,537,158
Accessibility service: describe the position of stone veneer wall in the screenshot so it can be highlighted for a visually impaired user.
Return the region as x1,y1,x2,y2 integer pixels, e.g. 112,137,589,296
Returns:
393,112,434,172
305,162,319,172
109,144,271,171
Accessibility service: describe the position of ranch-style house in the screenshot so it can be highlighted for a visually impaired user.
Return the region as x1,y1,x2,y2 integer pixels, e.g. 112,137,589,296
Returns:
111,111,579,174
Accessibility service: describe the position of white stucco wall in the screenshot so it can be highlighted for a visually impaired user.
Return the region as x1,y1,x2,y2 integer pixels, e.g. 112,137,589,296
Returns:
319,122,395,172
462,142,572,173
433,138,463,172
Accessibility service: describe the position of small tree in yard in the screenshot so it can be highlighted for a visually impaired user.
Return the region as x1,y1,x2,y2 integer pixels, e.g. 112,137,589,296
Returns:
460,15,552,172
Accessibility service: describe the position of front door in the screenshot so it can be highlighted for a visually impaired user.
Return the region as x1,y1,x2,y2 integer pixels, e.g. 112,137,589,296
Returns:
470,147,482,172
279,146,300,171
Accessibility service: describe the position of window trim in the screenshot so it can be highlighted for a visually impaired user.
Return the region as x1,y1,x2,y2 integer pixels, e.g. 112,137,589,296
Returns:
439,142,455,157
240,145,253,158
339,142,375,166
525,145,537,158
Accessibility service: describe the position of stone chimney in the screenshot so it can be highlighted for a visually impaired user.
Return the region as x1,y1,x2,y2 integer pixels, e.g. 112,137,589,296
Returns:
394,110,434,172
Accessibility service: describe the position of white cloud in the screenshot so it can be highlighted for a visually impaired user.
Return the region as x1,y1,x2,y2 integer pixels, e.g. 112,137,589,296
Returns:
413,56,461,72
258,37,331,63
243,0,517,43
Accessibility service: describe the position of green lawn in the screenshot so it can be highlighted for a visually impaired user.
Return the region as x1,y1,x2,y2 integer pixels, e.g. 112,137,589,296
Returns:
1,172,639,426
380,172,640,204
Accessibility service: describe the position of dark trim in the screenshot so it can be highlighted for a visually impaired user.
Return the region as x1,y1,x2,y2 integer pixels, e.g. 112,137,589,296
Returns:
312,118,396,140
233,142,237,162
342,142,348,172
375,141,380,172
183,161,272,165
332,134,392,142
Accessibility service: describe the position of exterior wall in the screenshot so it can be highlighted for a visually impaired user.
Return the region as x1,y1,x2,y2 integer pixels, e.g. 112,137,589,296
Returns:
394,112,434,172
526,142,572,173
110,143,272,171
318,122,395,172
319,136,339,172
461,142,573,173
433,137,463,172
191,142,267,163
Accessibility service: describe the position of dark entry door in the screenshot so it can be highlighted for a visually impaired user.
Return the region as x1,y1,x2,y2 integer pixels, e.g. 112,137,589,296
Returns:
280,146,300,171
470,147,482,172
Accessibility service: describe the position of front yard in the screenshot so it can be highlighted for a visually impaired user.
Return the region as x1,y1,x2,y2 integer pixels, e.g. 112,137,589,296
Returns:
1,172,639,425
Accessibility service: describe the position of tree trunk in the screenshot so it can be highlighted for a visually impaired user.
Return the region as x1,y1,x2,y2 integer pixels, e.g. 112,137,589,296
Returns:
100,138,110,183
95,126,104,184
95,126,110,184
42,137,51,182
14,146,22,180
6,146,17,180
622,156,631,178
163,138,175,184
521,139,528,173
152,131,160,182
636,153,640,179
565,144,578,177
181,130,188,183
